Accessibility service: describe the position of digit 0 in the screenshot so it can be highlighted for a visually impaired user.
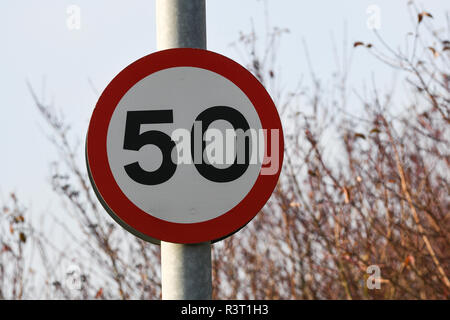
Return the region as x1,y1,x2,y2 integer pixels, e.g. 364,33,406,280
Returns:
191,106,250,182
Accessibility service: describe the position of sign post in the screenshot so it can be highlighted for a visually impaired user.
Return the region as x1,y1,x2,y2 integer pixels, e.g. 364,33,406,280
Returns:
156,0,211,300
86,0,283,301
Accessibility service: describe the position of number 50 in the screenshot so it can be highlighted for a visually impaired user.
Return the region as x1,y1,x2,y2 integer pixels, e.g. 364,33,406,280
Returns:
123,106,250,185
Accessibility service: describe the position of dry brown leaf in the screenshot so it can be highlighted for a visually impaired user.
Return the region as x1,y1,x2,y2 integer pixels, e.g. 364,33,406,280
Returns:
95,287,103,299
418,11,433,24
355,133,366,140
353,41,364,48
307,169,317,177
403,255,415,268
342,187,350,204
428,47,439,58
19,232,26,243
289,201,301,208
14,215,25,223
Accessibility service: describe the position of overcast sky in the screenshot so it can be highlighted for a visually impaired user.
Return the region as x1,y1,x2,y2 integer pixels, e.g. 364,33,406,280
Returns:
1,0,448,216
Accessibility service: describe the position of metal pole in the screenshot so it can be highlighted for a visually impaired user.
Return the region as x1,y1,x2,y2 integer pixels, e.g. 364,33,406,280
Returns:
156,0,206,49
156,0,212,300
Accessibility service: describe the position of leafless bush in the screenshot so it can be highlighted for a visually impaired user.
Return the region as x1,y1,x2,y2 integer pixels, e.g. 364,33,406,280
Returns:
212,4,449,299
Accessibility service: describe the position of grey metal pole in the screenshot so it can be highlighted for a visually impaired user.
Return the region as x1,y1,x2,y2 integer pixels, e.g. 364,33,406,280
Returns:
156,0,206,49
161,242,212,300
156,0,212,300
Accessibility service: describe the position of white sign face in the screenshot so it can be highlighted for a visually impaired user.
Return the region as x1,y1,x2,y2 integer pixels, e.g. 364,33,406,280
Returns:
106,67,263,223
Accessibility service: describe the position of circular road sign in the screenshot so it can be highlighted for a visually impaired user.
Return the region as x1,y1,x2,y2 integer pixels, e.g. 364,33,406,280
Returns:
86,48,284,244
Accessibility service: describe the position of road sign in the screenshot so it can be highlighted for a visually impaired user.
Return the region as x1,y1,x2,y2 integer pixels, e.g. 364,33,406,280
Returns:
86,48,283,244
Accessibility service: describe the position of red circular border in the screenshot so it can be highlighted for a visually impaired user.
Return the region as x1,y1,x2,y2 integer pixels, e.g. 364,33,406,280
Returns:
86,48,284,243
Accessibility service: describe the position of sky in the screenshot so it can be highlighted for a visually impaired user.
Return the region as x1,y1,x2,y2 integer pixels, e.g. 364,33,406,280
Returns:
0,0,448,218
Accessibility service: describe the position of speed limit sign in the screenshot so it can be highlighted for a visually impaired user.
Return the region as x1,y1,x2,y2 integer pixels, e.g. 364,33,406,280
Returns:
86,48,283,244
